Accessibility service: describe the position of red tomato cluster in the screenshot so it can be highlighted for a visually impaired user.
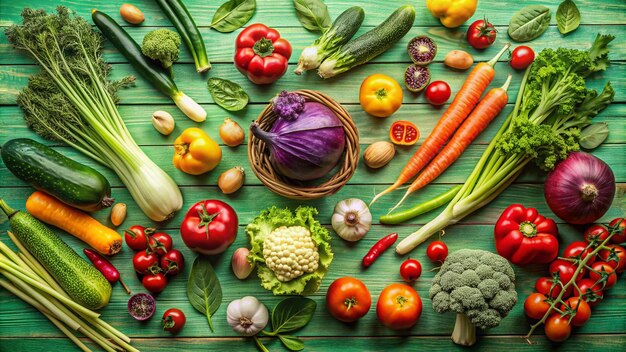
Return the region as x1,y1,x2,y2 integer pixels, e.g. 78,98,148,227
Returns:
125,225,185,294
523,218,625,342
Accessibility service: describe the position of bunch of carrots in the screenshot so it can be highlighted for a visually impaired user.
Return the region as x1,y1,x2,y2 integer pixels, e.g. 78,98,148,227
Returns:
371,44,512,214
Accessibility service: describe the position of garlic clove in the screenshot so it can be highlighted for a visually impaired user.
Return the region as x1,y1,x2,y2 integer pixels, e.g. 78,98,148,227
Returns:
231,247,254,279
152,110,175,135
363,141,396,168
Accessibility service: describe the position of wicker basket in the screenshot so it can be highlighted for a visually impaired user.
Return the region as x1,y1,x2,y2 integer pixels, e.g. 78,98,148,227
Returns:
248,90,359,200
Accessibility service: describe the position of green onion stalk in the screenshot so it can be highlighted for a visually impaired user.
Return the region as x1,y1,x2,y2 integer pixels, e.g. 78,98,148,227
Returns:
5,7,182,221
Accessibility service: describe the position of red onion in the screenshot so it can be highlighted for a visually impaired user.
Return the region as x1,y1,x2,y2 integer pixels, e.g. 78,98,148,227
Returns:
544,152,615,224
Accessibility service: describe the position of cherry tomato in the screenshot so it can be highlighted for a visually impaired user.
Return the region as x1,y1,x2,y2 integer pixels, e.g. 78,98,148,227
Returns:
563,241,596,265
160,249,185,276
426,241,448,262
326,277,372,323
509,46,535,70
424,81,451,106
133,251,160,274
534,277,563,299
400,259,422,282
148,231,173,256
389,120,419,146
376,283,422,330
142,273,168,293
598,244,626,273
574,278,604,307
523,293,551,320
162,308,186,334
589,261,617,288
583,224,609,244
609,218,626,244
125,225,149,251
466,19,497,49
561,297,591,327
549,259,584,284
544,313,571,342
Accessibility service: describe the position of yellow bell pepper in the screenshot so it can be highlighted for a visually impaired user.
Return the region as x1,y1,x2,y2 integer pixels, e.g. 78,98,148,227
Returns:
173,127,222,175
426,0,478,28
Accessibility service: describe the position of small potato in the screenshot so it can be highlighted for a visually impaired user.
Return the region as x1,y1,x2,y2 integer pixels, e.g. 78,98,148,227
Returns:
444,50,474,70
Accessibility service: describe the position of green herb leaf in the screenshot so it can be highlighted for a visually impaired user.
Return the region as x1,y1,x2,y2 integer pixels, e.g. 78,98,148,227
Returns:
556,0,581,35
293,0,332,33
187,256,222,332
277,335,305,351
580,123,609,149
207,78,249,111
588,34,615,72
211,0,256,33
271,297,316,333
508,5,551,42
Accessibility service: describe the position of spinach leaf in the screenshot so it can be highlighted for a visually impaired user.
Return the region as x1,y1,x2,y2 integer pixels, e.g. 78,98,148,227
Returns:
211,0,256,33
270,297,316,333
557,0,581,35
293,0,331,33
187,256,222,332
508,5,551,42
580,123,609,149
207,78,249,111
278,335,305,351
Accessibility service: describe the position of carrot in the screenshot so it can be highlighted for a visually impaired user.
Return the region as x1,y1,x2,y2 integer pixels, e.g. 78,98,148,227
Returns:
370,44,510,206
25,191,122,255
390,75,513,212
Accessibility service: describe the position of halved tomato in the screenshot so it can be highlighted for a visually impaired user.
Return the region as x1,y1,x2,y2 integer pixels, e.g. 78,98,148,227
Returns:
389,120,419,146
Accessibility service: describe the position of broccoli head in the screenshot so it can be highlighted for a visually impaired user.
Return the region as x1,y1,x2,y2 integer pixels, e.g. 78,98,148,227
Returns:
429,249,517,346
141,29,181,69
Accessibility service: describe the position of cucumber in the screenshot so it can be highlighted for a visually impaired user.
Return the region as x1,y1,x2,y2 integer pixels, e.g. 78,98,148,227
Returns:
0,199,111,310
1,138,113,212
318,5,416,79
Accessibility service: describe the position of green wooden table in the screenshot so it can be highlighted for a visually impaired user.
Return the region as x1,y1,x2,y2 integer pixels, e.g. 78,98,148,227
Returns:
1,0,625,351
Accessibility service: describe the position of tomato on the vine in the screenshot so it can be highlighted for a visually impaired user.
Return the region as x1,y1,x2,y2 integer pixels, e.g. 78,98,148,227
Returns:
583,224,609,244
563,241,596,264
598,244,626,273
125,225,149,251
160,249,185,276
574,278,604,307
466,19,497,49
544,313,571,342
534,277,563,299
424,81,451,106
523,293,551,320
426,241,448,262
389,120,419,146
162,308,186,334
509,46,535,70
142,273,168,293
609,218,626,244
148,231,173,256
376,283,422,330
589,261,617,288
549,259,585,284
561,297,591,327
326,277,372,323
400,258,422,282
133,251,160,274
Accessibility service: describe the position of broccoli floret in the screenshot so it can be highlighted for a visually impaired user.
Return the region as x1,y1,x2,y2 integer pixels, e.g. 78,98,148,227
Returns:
141,29,181,69
430,249,518,346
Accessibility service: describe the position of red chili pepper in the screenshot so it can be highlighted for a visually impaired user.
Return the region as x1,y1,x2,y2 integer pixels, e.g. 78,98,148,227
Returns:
362,233,399,267
234,23,292,84
83,248,130,294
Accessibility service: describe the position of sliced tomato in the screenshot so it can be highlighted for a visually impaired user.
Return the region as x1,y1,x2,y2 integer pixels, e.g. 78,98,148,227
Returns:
389,120,419,146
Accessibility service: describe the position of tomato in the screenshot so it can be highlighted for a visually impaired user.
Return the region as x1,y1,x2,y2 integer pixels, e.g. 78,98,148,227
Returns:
509,46,535,70
466,19,497,49
563,241,596,265
549,259,584,284
142,273,168,293
598,244,626,273
424,81,451,106
544,313,571,342
426,241,448,262
359,74,403,118
609,218,626,244
574,278,604,307
376,283,422,330
583,224,609,244
589,261,617,288
148,231,173,256
162,308,186,334
561,297,591,327
389,120,419,146
180,199,238,255
133,251,160,274
124,225,149,251
400,258,422,282
534,277,563,299
326,277,372,322
523,293,551,320
160,249,185,276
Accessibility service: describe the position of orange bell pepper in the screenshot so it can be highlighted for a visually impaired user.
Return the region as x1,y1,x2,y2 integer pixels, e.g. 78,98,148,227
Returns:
359,74,403,118
173,127,222,175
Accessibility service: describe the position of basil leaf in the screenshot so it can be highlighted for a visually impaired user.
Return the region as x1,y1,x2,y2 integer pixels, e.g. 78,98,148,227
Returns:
580,123,609,149
278,335,305,351
557,0,580,35
293,0,331,33
207,78,249,111
211,0,256,33
271,297,316,333
187,256,222,332
508,5,551,42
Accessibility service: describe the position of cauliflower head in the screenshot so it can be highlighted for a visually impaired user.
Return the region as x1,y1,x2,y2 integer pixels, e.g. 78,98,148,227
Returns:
141,29,181,69
263,226,320,282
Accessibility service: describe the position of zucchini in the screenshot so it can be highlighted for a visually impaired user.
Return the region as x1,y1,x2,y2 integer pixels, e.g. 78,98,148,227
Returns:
1,138,113,212
0,199,112,310
91,10,206,122
318,5,416,79
295,6,365,74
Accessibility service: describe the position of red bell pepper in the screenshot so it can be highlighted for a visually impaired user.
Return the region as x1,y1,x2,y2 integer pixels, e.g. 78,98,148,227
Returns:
494,204,559,266
234,23,292,84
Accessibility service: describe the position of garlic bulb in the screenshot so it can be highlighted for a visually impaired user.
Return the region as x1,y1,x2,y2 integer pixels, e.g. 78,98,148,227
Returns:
152,110,175,135
331,198,372,242
227,296,269,336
